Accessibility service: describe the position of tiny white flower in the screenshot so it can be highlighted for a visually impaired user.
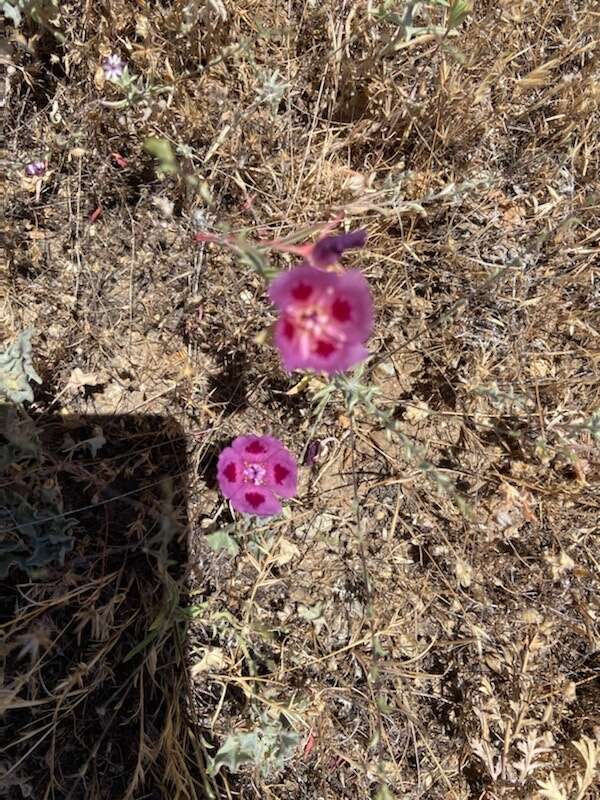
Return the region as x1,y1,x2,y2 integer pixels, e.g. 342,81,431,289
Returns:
102,54,125,81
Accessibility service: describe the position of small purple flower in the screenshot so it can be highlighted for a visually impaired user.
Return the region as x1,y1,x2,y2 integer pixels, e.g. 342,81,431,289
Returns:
217,435,298,517
102,54,125,81
25,161,46,177
309,229,368,268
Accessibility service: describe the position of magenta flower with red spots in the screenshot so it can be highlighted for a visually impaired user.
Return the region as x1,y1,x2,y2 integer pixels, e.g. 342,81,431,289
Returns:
268,264,373,375
217,435,297,516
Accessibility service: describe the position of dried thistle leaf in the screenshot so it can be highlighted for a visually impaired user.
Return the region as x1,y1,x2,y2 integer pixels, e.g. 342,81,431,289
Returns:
537,773,567,800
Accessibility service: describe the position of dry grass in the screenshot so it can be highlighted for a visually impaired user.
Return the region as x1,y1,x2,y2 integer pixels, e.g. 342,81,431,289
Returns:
1,0,600,798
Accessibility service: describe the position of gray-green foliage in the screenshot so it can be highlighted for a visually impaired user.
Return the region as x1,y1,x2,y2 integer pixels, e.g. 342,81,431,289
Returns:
208,717,300,777
0,490,76,578
371,0,471,44
1,0,34,25
1,0,62,38
0,330,42,404
372,1,445,39
205,527,240,556
0,406,75,577
102,73,173,111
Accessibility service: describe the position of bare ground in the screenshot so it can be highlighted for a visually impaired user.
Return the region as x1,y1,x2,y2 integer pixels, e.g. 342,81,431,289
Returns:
1,1,600,798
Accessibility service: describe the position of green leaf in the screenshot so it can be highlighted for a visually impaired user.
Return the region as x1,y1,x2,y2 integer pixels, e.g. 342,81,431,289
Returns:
0,490,76,578
123,628,159,662
208,732,261,776
262,727,301,771
448,0,472,29
0,406,40,462
207,720,301,777
143,137,178,175
237,245,279,281
179,601,209,619
205,529,240,556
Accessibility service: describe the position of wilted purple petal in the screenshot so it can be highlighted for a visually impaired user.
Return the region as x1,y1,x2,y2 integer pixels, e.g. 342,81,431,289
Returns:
310,229,368,268
304,440,321,466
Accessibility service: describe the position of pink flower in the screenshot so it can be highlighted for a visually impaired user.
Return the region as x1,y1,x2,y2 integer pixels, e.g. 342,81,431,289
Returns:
217,435,297,516
268,264,373,374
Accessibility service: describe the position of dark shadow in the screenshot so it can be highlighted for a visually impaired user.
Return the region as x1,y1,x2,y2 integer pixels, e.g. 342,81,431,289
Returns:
409,356,461,411
474,415,532,459
0,404,215,799
260,373,306,428
197,436,232,492
121,159,161,210
207,349,249,416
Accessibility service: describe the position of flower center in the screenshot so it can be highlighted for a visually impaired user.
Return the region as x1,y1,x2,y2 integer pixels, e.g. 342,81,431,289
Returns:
291,291,347,345
244,462,267,485
298,304,328,331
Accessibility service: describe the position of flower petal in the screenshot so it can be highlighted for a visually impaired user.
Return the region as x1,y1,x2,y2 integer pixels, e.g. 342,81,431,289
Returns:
265,449,298,498
326,270,374,342
309,340,369,375
217,448,244,499
268,264,336,311
230,485,282,516
274,320,369,375
231,435,285,462
273,317,306,372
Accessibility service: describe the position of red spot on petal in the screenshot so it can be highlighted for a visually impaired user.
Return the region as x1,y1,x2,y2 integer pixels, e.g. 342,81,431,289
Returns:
223,462,237,482
274,463,290,484
246,440,267,455
283,320,295,340
245,491,265,509
292,282,313,301
315,339,336,358
332,297,351,322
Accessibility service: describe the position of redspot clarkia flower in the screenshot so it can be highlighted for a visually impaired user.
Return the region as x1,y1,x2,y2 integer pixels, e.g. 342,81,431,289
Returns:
217,435,297,516
269,264,373,374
